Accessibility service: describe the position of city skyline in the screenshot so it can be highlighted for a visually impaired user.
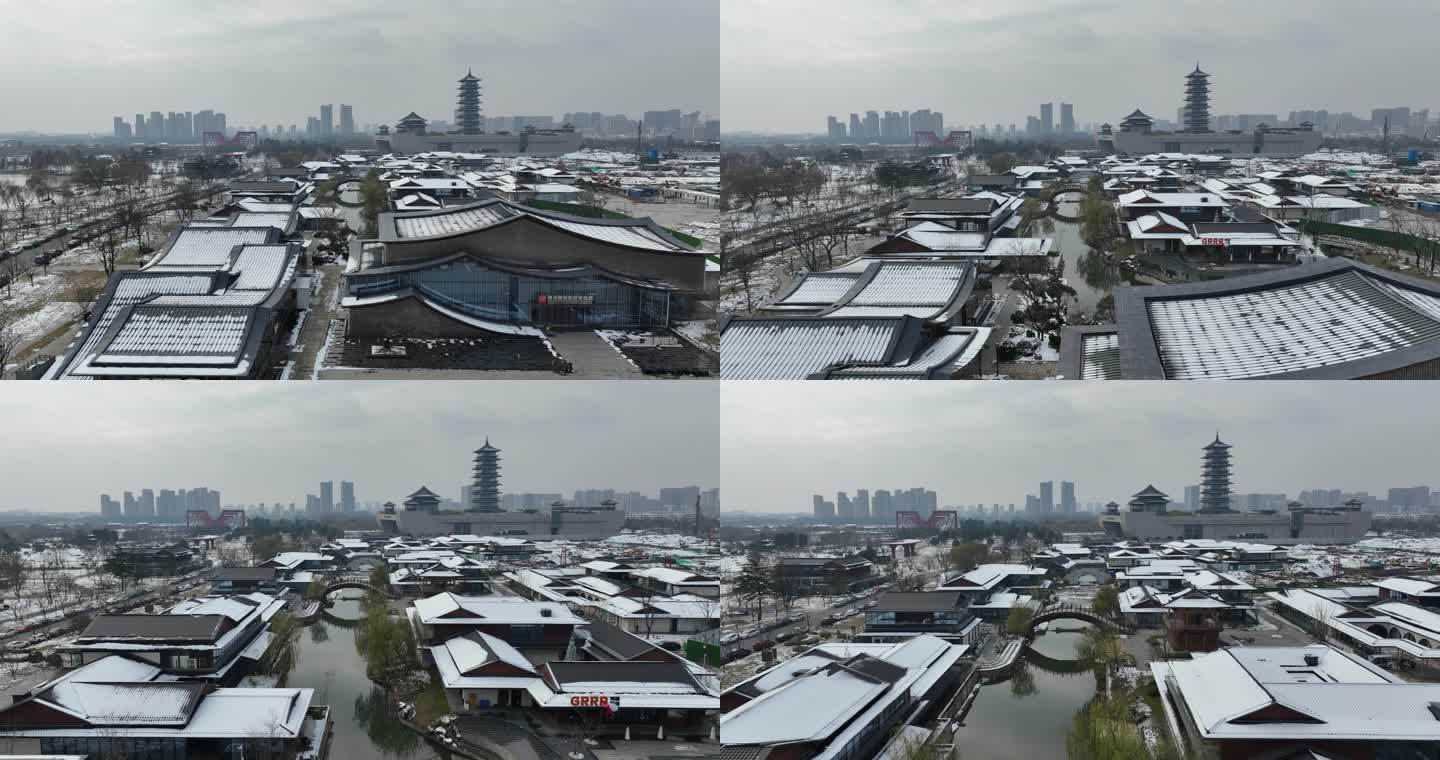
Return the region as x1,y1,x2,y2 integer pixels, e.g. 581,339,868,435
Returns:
721,0,1439,133
722,383,1440,513
0,383,718,511
0,0,719,133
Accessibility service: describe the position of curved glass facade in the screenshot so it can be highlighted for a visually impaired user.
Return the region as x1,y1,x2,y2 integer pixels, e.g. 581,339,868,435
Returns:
350,258,671,328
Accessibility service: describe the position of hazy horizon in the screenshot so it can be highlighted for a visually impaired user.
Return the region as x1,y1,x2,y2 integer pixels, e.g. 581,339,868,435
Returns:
722,0,1439,134
722,384,1440,513
0,384,718,512
0,0,719,134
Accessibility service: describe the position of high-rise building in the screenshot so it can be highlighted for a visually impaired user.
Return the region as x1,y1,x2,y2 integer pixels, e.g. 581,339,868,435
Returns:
1183,485,1201,510
1200,434,1233,512
319,104,334,137
134,114,146,140
319,481,334,513
1040,103,1054,134
1388,486,1431,511
873,489,892,522
812,495,835,521
848,113,862,141
1039,481,1054,513
826,116,846,139
855,489,870,521
340,104,354,135
99,495,121,519
112,117,130,139
863,111,879,140
1060,103,1075,134
660,486,701,509
1060,481,1076,513
340,481,356,512
469,438,502,511
139,489,155,519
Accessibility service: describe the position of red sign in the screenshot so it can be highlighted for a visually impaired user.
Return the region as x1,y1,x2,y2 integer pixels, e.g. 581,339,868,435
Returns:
536,294,595,306
570,695,619,714
1201,238,1229,247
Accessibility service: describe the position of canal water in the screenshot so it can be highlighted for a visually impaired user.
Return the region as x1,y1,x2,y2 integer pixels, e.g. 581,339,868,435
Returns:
1051,199,1146,316
951,628,1102,760
284,591,451,760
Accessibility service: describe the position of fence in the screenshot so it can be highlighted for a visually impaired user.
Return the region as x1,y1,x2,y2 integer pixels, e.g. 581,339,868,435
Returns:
1295,219,1439,258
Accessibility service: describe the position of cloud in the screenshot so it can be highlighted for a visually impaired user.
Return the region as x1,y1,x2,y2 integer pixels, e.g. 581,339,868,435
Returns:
0,0,718,132
721,383,1435,512
721,0,1436,132
0,383,719,511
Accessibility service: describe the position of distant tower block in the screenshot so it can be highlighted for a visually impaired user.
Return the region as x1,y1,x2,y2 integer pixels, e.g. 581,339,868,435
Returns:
1184,63,1212,133
1199,434,1233,513
456,69,484,135
469,438,502,512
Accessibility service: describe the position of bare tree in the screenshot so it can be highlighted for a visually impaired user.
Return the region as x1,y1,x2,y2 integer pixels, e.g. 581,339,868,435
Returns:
95,228,124,276
65,280,103,325
0,302,21,379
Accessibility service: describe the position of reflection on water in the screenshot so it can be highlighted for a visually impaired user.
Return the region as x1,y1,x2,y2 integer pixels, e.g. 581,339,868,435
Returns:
1052,201,1143,315
355,686,425,756
952,630,1099,760
285,591,449,760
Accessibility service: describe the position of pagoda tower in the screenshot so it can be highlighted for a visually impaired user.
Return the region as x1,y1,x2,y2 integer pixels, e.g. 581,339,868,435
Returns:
456,69,483,135
469,438,502,512
1183,64,1212,133
1199,434,1233,513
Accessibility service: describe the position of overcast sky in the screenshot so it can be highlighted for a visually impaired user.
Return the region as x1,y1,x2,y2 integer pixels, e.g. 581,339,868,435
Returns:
722,384,1437,512
0,0,719,133
0,384,718,512
722,0,1437,134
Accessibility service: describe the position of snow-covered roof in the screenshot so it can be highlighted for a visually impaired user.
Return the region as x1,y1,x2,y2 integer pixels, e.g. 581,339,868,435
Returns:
1372,577,1440,596
1147,268,1440,379
412,593,585,625
386,198,698,253
1153,645,1440,742
1117,190,1230,208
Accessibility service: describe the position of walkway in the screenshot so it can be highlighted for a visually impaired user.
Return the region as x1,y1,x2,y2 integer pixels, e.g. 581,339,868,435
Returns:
546,331,644,378
977,638,1024,674
288,263,342,379
454,715,579,760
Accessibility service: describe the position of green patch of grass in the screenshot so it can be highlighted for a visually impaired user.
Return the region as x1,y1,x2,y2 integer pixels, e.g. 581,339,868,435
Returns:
15,319,77,363
412,675,451,725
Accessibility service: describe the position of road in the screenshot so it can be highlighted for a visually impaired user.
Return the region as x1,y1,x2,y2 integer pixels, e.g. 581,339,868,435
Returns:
0,567,216,654
3,183,227,278
722,587,888,656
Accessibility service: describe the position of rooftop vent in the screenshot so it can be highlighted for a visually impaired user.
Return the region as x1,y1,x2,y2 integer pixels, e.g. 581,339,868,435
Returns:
1303,654,1320,667
540,608,553,618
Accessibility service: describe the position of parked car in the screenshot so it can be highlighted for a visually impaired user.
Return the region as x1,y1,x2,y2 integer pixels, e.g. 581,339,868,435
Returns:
865,600,878,608
751,640,776,652
720,632,740,645
844,608,859,617
722,647,751,664
775,630,796,643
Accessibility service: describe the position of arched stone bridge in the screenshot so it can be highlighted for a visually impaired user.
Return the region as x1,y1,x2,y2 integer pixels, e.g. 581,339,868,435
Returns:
323,580,395,599
1026,602,1120,636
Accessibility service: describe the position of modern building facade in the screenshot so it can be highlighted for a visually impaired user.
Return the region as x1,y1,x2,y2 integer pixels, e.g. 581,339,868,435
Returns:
343,198,708,338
